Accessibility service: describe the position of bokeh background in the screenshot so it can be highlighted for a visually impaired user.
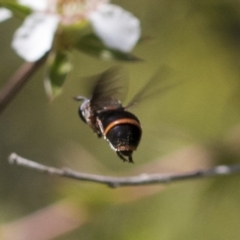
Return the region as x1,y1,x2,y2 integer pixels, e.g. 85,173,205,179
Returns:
2,0,240,239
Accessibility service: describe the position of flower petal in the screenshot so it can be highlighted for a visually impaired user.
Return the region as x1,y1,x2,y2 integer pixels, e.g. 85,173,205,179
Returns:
88,4,141,52
12,12,60,62
0,8,12,22
18,0,49,11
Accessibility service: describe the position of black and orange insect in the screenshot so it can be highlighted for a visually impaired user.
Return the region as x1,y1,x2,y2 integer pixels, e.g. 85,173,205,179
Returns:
74,66,174,163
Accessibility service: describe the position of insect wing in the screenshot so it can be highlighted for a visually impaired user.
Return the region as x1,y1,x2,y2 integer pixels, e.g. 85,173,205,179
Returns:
126,66,179,109
90,67,128,112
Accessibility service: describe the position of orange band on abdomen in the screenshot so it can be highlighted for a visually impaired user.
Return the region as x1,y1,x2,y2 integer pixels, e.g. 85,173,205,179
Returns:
117,145,137,151
104,118,141,136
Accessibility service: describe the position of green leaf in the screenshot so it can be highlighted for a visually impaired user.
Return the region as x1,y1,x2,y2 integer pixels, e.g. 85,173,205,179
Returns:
75,33,142,62
0,1,32,19
44,51,72,102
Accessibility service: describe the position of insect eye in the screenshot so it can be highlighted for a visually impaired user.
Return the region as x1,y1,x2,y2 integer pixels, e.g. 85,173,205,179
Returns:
78,108,86,123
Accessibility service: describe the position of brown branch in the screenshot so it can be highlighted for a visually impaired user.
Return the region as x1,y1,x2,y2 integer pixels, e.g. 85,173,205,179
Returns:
8,153,240,188
0,54,48,115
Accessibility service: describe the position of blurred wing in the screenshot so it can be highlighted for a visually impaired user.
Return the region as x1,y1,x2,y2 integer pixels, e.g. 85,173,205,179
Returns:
126,66,180,108
90,66,128,112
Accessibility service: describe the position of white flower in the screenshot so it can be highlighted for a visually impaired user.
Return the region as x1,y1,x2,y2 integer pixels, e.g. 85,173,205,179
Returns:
12,13,60,62
0,8,12,22
89,4,140,52
0,0,141,62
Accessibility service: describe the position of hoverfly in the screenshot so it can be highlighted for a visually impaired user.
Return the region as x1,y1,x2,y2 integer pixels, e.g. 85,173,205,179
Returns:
75,66,175,163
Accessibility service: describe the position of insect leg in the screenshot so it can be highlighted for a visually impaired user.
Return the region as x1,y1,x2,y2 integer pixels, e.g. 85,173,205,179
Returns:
116,151,127,162
116,151,134,163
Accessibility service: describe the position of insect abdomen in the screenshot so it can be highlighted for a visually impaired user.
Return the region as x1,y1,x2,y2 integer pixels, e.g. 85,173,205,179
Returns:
106,124,141,150
98,110,142,152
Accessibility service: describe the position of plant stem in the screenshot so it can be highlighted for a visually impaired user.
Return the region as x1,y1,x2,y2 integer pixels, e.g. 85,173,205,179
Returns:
8,152,240,188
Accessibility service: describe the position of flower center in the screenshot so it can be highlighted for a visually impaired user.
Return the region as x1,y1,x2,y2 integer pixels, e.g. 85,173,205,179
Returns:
57,0,108,25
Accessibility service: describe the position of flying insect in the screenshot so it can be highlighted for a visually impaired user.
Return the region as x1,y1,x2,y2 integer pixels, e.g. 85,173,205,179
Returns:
74,66,174,163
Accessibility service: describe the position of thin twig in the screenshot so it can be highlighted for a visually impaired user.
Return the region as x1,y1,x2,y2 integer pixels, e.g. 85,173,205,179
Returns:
0,54,48,115
8,153,240,188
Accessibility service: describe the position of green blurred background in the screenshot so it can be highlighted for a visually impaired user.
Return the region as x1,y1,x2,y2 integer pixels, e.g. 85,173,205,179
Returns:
2,0,240,239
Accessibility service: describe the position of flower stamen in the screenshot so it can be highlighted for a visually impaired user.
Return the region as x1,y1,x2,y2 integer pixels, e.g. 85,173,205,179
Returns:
57,0,108,25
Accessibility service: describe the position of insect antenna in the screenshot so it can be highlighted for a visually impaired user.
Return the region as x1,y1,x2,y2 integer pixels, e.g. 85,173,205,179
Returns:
73,96,88,101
